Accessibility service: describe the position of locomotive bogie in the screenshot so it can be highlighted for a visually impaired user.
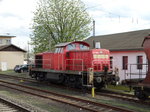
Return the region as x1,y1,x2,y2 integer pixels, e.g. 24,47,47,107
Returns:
134,86,150,100
30,71,110,88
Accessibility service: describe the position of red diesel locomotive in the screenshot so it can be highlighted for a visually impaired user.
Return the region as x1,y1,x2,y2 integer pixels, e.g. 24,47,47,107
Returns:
29,41,118,89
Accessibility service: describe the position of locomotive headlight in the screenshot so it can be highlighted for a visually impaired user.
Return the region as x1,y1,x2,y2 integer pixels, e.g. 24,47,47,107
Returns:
96,77,102,83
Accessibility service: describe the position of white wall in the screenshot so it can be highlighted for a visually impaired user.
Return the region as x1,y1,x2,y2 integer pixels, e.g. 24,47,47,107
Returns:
110,51,147,81
0,38,11,46
0,51,24,70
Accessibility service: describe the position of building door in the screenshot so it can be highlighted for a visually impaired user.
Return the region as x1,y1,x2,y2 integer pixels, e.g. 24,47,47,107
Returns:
1,62,7,71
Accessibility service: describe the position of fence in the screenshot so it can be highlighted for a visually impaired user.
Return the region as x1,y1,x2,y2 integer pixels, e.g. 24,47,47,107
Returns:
124,63,148,80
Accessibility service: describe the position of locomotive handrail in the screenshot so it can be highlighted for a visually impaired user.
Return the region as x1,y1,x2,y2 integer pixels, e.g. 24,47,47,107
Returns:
92,60,110,71
33,58,52,68
65,59,84,71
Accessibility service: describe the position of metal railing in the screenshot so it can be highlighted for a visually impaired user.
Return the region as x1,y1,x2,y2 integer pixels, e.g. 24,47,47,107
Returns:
65,59,84,71
124,63,148,80
33,59,52,69
92,60,110,71
31,58,111,72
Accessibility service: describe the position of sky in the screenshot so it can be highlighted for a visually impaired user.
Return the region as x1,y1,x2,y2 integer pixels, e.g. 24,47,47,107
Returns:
0,0,150,49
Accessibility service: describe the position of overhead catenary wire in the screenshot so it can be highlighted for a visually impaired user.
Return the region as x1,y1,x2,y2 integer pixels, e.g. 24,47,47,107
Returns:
85,3,150,25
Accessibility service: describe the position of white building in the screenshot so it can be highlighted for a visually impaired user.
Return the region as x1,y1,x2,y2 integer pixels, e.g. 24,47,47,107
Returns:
110,51,147,81
0,35,26,71
85,29,150,82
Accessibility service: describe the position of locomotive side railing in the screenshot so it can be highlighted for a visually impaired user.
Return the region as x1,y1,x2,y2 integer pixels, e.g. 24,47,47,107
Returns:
33,59,53,69
31,58,111,72
92,60,110,71
65,59,84,71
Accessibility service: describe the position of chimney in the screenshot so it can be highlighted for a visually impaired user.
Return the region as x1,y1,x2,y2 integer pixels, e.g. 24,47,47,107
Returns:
95,42,101,49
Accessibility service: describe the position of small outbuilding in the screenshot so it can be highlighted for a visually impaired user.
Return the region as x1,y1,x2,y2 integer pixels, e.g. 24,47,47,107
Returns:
0,35,26,71
0,44,26,71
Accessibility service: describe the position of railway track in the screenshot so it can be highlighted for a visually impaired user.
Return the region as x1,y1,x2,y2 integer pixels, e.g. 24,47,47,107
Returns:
97,91,150,106
0,74,36,82
0,95,30,112
0,74,150,106
0,79,135,112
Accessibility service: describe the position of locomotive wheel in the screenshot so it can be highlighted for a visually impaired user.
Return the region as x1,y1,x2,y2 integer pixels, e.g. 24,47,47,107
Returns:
58,74,65,84
64,75,76,88
36,76,45,81
68,76,76,88
75,77,82,88
31,73,36,78
36,76,41,81
134,90,148,100
36,73,45,82
64,76,69,86
94,81,105,90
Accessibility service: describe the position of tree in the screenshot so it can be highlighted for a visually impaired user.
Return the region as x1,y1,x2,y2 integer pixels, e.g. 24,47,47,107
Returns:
31,0,92,53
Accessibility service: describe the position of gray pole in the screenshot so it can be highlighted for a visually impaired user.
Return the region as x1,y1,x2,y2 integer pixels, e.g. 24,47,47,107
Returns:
27,41,29,64
93,20,95,36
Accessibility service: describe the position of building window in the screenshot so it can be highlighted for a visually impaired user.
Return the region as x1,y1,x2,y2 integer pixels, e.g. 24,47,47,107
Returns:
137,56,143,69
0,39,2,44
110,56,113,69
6,39,11,44
122,56,128,70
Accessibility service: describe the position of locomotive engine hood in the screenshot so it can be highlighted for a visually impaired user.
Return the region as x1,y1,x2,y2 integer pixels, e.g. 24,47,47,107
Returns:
91,49,110,72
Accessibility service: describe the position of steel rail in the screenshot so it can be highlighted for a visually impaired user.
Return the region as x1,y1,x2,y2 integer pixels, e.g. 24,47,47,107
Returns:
0,80,135,112
1,74,149,106
97,90,150,106
0,96,30,112
0,74,35,82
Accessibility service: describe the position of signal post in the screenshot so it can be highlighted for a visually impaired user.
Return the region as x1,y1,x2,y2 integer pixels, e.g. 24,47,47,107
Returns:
88,68,95,97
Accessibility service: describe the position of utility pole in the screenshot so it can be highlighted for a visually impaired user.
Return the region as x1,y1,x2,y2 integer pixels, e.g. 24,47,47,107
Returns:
27,41,30,64
93,20,95,37
92,20,96,48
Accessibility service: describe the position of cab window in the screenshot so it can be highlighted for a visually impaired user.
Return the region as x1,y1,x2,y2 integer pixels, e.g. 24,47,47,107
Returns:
60,48,63,53
79,44,89,50
55,48,59,53
67,44,76,51
55,48,63,53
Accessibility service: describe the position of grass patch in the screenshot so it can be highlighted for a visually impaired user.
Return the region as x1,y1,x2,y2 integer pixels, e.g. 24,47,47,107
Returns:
0,70,15,74
98,99,150,112
107,84,133,92
108,84,130,90
0,70,29,78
